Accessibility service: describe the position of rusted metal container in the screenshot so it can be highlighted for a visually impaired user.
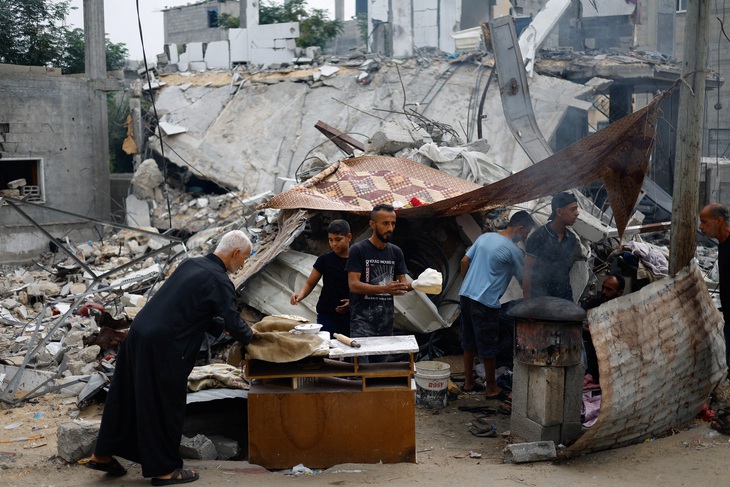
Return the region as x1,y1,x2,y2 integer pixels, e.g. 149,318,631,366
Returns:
508,296,586,366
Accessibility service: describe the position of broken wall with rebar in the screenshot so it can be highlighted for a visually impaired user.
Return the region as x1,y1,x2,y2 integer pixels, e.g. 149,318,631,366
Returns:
0,66,112,263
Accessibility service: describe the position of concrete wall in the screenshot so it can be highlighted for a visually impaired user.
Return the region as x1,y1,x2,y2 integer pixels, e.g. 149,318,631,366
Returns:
164,0,241,46
580,15,633,50
635,3,730,161
0,65,109,263
370,0,459,56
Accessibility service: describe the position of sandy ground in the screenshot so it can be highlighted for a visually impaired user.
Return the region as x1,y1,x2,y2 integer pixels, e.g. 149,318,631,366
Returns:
2,354,729,487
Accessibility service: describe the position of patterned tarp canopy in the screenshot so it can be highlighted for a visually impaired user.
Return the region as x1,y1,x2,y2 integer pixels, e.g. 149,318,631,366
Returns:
261,90,666,239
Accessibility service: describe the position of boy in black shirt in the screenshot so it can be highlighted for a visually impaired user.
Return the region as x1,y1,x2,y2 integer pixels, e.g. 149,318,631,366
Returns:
291,219,352,336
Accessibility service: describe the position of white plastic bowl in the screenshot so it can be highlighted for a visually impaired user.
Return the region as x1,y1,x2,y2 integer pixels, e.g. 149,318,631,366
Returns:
294,323,323,334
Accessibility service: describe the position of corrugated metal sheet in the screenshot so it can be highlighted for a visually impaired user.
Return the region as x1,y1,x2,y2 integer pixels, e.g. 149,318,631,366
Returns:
564,261,726,456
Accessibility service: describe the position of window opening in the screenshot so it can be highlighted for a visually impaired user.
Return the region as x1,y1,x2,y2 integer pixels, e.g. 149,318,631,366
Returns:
1,158,45,203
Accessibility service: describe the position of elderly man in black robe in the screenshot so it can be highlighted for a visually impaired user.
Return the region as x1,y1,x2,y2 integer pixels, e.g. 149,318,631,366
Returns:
86,230,256,485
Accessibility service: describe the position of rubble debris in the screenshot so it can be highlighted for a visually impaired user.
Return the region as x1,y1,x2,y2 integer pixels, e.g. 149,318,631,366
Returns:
56,420,100,463
503,441,557,463
209,435,240,460
179,434,217,460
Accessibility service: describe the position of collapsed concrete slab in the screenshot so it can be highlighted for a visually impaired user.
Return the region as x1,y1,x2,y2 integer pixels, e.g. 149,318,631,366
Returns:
149,62,596,196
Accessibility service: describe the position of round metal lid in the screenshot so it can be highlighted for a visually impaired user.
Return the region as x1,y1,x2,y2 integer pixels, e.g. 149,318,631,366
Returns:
508,296,586,322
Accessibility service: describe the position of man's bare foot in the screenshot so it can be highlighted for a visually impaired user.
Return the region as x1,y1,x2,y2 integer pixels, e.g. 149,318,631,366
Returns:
484,387,504,399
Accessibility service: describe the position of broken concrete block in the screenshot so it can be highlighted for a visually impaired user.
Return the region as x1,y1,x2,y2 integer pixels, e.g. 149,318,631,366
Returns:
66,359,85,376
80,363,97,375
7,178,27,189
131,159,164,191
180,434,218,460
70,283,87,295
367,120,425,155
503,441,557,464
16,304,28,319
305,46,321,60
77,345,101,363
59,375,88,397
209,435,240,460
126,239,148,255
125,194,152,228
196,197,209,209
319,65,340,77
63,330,86,348
122,293,147,307
57,421,100,463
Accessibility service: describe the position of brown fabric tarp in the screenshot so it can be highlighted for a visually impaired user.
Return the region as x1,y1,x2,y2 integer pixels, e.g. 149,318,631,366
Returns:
261,91,667,238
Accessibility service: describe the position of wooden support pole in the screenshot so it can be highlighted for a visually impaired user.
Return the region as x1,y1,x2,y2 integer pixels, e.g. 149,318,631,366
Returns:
669,0,710,276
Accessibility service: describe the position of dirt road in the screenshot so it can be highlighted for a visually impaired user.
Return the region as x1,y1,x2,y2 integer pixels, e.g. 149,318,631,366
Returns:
2,353,728,486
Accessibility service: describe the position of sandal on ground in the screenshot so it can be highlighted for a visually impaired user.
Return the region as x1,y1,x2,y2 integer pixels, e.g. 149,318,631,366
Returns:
151,467,199,486
468,425,497,437
85,457,127,476
459,382,485,393
457,405,497,415
498,397,512,415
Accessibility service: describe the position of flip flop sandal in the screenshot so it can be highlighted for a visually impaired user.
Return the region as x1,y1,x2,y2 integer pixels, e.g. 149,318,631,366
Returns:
498,401,512,415
473,415,496,426
468,425,497,437
151,467,200,486
458,405,498,414
85,457,127,476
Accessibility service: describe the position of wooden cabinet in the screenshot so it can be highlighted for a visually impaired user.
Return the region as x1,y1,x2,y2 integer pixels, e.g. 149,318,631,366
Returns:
246,336,418,469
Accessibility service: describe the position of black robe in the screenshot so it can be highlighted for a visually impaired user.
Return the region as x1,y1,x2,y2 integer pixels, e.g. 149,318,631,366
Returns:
94,253,254,477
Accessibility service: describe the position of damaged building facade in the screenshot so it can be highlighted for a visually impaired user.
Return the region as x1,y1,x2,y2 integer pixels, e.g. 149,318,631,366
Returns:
0,0,120,263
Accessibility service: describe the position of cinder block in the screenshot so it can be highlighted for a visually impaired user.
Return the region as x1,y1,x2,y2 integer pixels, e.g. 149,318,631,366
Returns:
527,366,564,426
511,414,561,444
561,422,583,444
563,364,584,424
511,361,529,416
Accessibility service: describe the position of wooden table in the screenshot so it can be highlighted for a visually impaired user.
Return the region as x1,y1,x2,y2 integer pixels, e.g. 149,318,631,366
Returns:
246,335,419,469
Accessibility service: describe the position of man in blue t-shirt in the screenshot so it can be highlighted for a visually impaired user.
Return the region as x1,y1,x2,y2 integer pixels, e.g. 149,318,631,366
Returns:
291,219,352,336
459,211,536,398
346,204,411,340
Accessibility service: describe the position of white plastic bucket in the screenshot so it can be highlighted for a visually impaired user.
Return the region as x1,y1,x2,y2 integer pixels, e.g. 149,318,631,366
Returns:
414,361,451,408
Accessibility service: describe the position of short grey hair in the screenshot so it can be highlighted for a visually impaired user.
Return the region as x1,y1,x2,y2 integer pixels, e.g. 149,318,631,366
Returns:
214,230,252,255
707,203,730,224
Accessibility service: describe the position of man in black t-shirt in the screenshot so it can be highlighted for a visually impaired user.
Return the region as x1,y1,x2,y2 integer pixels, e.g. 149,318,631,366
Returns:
291,220,352,335
523,192,580,301
346,204,411,338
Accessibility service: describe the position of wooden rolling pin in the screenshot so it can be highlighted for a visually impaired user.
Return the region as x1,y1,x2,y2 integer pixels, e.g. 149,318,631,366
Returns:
333,333,361,348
